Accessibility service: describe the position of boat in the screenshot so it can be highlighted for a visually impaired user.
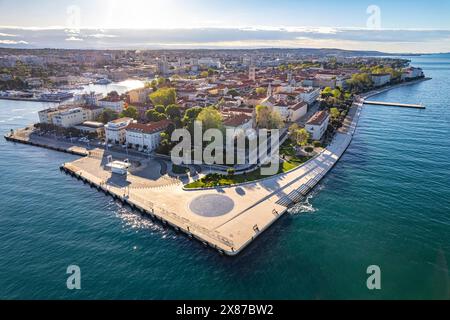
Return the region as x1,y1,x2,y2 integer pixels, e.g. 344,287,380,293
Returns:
94,78,112,85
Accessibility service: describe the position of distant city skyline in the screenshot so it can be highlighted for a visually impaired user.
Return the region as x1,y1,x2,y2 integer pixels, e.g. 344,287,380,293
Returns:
1,0,450,53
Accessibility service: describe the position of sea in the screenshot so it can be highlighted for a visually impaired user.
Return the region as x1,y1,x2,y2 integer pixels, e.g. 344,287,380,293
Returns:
0,58,449,300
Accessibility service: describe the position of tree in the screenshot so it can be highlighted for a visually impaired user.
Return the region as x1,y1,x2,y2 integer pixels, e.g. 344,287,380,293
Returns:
207,68,217,76
120,106,138,120
196,106,223,131
348,73,373,93
255,105,284,129
97,108,119,124
295,128,310,147
255,87,266,96
289,124,309,146
228,89,240,98
106,90,120,99
289,123,301,140
183,107,203,125
200,71,209,78
149,87,177,107
321,87,333,98
145,109,167,122
154,105,166,114
165,104,181,119
330,107,341,120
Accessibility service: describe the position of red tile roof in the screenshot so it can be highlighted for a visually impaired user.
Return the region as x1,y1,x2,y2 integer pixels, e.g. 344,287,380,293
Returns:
126,120,172,134
223,114,252,127
307,111,329,126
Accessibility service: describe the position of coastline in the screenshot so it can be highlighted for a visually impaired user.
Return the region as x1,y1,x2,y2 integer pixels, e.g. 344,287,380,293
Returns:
3,77,429,256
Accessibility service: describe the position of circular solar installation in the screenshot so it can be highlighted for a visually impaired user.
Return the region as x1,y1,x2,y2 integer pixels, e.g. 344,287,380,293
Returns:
189,194,235,217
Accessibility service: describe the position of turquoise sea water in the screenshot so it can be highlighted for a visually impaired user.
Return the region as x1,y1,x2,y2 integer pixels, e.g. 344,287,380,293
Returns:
0,56,449,300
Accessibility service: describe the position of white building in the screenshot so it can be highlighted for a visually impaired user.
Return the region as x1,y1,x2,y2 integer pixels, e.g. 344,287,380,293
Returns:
288,101,308,122
105,117,135,145
249,65,256,81
73,91,103,106
223,113,254,148
157,56,169,75
260,96,290,120
98,97,125,113
296,87,321,105
198,57,221,69
38,107,65,124
260,95,307,122
74,121,105,136
305,111,330,140
125,120,171,152
52,108,90,128
402,67,424,81
371,73,391,87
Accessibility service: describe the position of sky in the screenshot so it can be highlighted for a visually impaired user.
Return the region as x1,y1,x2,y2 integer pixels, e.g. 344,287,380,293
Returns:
1,0,450,53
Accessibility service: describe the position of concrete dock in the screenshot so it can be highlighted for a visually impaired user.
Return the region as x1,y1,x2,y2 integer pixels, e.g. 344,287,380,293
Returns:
364,100,425,109
57,103,363,256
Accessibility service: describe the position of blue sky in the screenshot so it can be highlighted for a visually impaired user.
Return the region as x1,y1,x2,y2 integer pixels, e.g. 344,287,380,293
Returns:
1,0,450,52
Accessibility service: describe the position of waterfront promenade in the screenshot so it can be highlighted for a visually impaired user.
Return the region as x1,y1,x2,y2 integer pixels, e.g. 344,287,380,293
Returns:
5,79,426,255
57,103,362,255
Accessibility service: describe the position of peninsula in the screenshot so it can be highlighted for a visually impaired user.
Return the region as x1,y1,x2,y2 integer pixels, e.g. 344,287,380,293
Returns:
3,49,429,255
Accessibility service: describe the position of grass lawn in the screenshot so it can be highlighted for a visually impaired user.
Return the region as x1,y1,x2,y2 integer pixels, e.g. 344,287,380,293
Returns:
184,156,311,189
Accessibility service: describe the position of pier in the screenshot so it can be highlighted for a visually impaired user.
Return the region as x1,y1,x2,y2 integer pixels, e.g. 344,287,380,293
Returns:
364,100,425,109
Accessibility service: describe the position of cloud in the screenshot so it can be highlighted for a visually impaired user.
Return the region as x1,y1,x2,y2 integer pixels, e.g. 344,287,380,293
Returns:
1,26,450,53
65,36,83,41
0,39,28,44
0,32,17,37
88,33,118,38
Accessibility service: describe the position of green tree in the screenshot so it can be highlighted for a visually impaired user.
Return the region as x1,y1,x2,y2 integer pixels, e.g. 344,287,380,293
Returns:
321,87,333,98
255,87,266,96
295,128,310,147
348,73,373,93
330,107,341,120
255,105,283,129
207,68,217,76
120,106,138,120
97,108,119,124
146,109,167,122
196,106,223,130
154,105,166,114
183,107,203,125
228,89,240,97
165,104,181,119
149,87,177,107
